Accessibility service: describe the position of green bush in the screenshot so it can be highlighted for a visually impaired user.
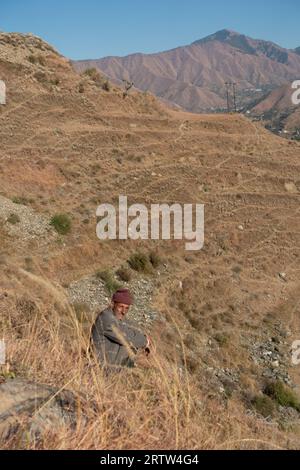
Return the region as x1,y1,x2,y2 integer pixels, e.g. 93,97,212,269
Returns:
251,395,276,418
12,196,30,205
214,332,229,347
96,270,121,295
83,68,101,82
149,251,162,268
7,213,20,225
83,67,97,77
83,68,110,91
116,267,132,283
50,214,72,235
264,381,300,411
128,252,152,273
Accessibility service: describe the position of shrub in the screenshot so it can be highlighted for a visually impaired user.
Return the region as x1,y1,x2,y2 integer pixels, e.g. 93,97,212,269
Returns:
83,68,110,91
116,267,132,283
50,77,60,86
214,332,229,347
128,252,152,273
50,214,72,235
264,381,300,411
83,67,97,77
102,80,111,92
28,54,46,66
83,68,101,82
251,395,276,418
28,54,37,64
149,251,162,268
232,265,242,274
12,196,31,205
96,270,121,295
7,213,20,225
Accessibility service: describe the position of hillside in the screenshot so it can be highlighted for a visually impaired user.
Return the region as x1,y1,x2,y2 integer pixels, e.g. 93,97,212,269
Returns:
1,32,300,449
73,29,300,113
250,83,300,138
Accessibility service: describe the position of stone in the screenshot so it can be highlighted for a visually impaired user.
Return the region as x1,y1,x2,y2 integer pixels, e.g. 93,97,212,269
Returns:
272,360,280,368
284,182,298,194
0,378,86,442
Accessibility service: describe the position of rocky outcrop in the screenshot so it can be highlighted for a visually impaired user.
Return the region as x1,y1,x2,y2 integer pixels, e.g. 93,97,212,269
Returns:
0,378,83,443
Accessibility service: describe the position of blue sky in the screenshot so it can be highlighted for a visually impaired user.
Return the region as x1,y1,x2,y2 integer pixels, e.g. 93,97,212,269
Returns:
1,0,299,59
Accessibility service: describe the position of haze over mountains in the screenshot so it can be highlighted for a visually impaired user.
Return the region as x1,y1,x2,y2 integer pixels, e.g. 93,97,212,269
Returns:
74,29,300,113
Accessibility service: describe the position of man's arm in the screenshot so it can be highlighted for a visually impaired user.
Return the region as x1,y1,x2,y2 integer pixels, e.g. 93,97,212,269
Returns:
94,310,147,350
121,320,148,350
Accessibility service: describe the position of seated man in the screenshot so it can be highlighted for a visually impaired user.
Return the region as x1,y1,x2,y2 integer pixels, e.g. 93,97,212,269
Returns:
91,288,150,369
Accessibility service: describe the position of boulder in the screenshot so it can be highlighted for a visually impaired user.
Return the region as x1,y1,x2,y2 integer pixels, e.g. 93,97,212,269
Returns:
0,378,83,443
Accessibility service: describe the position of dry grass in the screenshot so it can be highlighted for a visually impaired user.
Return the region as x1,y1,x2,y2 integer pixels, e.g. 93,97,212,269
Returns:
1,266,299,450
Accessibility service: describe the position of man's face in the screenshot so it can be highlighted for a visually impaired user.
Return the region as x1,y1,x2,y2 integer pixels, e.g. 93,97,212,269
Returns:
112,302,130,320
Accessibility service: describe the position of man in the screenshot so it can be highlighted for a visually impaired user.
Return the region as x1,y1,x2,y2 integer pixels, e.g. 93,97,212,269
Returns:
91,288,150,369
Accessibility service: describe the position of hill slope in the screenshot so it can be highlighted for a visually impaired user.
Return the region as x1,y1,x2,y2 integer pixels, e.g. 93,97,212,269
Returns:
250,83,300,137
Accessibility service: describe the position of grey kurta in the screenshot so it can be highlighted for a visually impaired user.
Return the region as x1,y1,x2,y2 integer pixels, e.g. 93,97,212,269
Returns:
91,308,147,367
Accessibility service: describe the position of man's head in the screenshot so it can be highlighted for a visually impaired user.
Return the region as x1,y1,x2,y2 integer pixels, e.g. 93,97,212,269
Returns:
111,288,133,320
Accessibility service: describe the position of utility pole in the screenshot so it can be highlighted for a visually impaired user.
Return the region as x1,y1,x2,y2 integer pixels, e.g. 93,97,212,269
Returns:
225,82,231,113
224,82,238,113
232,82,237,113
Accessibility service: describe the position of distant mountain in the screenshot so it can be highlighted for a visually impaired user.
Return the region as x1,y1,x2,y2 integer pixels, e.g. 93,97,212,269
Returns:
73,29,300,112
294,47,300,56
193,29,290,64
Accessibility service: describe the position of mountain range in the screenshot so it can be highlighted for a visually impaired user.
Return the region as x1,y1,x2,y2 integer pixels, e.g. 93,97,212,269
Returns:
73,29,300,113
